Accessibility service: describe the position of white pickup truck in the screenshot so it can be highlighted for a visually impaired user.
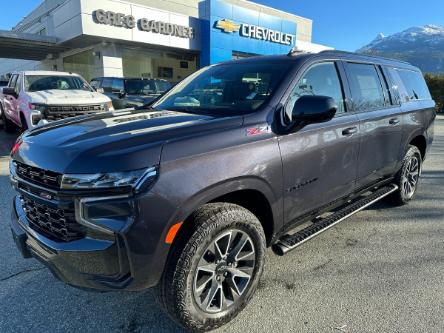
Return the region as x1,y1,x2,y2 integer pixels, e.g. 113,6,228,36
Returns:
0,71,114,132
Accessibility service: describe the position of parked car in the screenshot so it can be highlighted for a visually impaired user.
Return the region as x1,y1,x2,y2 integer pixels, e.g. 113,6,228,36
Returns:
9,51,435,332
90,77,172,110
0,71,113,132
0,80,9,128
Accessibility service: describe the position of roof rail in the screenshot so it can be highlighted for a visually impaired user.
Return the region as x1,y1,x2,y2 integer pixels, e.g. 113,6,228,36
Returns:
319,50,411,65
287,47,311,57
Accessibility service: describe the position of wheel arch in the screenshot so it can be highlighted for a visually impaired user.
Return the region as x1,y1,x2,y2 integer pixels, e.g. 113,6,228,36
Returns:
409,135,427,160
170,177,281,248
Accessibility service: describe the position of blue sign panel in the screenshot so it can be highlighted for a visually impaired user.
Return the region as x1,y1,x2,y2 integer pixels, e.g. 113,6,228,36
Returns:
200,0,297,66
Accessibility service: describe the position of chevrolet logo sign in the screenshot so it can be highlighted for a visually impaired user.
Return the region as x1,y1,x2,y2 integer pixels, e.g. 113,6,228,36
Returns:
216,19,241,33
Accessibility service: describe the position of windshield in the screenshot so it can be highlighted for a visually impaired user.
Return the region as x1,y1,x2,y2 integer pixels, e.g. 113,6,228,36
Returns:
25,75,91,92
153,62,291,115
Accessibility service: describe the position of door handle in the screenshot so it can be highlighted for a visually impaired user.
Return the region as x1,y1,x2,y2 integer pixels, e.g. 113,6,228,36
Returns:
342,127,358,137
389,118,400,125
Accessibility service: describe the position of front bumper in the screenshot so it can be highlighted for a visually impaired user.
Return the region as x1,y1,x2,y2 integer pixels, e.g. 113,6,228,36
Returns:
11,196,133,290
10,188,176,291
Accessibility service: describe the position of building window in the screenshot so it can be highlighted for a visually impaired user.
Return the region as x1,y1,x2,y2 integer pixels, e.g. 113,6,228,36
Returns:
122,47,198,83
63,50,95,82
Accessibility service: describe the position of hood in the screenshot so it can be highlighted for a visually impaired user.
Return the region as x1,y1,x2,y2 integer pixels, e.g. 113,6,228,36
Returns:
14,109,243,174
27,90,111,105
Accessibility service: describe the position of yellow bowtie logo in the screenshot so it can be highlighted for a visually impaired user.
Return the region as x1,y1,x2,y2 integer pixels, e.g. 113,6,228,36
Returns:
216,19,241,33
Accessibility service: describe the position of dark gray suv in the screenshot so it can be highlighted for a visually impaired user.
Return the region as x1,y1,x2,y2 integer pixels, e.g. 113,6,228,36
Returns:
9,51,435,332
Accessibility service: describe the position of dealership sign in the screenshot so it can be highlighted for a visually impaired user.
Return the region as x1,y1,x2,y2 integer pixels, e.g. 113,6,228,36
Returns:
215,19,295,46
93,9,195,39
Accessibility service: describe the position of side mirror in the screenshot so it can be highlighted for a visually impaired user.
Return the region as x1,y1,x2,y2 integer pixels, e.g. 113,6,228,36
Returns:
3,87,18,98
96,87,105,94
292,95,337,123
118,90,126,99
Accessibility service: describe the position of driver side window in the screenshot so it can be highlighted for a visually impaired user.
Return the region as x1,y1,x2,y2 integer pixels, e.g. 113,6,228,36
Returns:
286,62,345,118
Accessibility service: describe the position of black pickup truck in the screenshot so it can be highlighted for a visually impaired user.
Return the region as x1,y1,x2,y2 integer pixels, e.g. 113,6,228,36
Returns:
9,50,435,332
90,77,172,110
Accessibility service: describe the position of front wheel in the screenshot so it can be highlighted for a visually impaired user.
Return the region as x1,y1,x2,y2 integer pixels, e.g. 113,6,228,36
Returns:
155,203,266,332
389,145,422,206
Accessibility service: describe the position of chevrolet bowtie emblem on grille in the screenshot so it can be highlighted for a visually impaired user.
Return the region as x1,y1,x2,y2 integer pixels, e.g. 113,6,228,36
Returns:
215,19,241,33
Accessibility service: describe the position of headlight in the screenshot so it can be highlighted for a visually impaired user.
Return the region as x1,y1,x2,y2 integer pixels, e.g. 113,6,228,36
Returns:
29,103,46,112
103,101,114,111
61,167,157,192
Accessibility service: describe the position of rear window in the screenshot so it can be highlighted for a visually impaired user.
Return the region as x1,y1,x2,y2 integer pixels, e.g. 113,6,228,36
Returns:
395,69,431,101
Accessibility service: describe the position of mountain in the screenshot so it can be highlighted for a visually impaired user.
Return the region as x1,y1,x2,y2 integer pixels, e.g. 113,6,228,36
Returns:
357,25,444,73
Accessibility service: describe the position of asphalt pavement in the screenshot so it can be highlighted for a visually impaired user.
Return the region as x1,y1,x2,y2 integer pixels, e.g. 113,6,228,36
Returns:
0,116,443,333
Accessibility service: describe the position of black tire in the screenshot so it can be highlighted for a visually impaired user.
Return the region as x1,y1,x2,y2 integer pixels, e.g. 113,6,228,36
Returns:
388,145,422,206
155,203,266,332
1,105,16,133
20,113,28,133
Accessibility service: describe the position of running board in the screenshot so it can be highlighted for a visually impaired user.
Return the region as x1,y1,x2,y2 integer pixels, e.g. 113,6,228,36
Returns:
272,184,398,256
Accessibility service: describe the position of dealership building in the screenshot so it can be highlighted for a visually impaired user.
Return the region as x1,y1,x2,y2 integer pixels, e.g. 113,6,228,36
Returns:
0,0,331,82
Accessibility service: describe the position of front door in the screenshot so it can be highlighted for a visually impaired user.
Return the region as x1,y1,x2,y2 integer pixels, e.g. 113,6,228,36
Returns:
3,74,20,125
279,61,361,224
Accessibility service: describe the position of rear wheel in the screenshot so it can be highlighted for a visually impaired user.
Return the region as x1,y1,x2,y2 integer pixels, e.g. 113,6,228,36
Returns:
155,203,266,332
389,145,422,206
0,105,16,133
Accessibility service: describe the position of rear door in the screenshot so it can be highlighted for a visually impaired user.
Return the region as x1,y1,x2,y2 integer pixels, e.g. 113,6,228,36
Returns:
343,62,403,189
279,61,361,222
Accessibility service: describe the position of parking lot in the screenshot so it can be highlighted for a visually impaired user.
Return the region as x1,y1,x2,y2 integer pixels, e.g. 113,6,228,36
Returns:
0,116,443,333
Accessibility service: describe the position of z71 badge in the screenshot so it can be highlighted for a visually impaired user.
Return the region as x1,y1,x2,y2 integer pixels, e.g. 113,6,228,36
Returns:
246,126,272,137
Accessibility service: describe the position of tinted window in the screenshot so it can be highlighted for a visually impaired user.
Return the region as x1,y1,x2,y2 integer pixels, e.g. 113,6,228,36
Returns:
125,79,156,95
90,79,102,89
154,62,291,115
396,69,431,101
286,62,345,117
347,63,386,111
101,78,113,93
112,79,124,92
382,67,402,105
155,80,172,93
8,75,18,89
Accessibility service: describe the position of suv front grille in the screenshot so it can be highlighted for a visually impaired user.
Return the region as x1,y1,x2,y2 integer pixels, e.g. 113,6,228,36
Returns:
15,161,61,190
21,197,86,242
44,104,104,121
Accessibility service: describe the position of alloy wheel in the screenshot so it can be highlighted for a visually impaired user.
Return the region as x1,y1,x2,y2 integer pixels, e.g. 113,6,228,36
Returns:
193,229,256,313
402,155,420,199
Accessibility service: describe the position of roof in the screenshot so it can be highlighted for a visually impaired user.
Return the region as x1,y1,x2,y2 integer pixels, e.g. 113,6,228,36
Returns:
217,50,418,71
15,71,82,76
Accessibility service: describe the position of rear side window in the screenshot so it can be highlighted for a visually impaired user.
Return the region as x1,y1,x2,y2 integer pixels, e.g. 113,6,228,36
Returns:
395,69,431,101
346,63,386,111
101,78,113,93
286,62,345,117
112,79,124,92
